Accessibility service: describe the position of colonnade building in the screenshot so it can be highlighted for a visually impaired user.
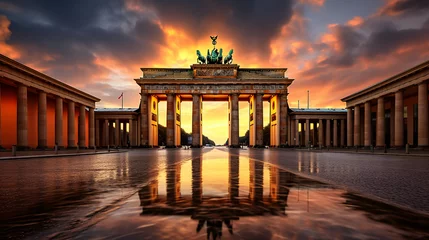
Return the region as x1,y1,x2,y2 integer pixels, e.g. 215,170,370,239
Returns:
341,60,429,148
2,52,428,150
0,54,100,150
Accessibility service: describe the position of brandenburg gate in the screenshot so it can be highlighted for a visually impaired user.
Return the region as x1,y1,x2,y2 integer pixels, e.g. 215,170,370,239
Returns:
135,36,294,148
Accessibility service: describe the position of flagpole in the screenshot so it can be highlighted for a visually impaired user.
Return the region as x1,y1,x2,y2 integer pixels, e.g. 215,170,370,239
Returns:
122,93,124,109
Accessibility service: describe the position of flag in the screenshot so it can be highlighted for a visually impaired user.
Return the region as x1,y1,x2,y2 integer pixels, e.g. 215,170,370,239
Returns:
118,92,123,99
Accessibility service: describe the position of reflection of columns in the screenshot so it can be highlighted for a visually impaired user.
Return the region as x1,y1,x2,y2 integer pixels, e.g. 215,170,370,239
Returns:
229,153,239,203
305,119,310,146
354,105,360,146
192,157,202,205
140,92,149,146
318,119,324,147
192,94,202,147
78,105,86,148
95,119,100,147
37,91,47,148
376,97,385,147
333,119,338,147
104,119,109,146
295,120,299,146
364,101,371,147
166,93,175,147
394,91,404,147
279,94,288,145
89,108,95,148
166,159,181,204
17,84,28,148
55,97,63,147
255,94,263,146
115,119,120,146
230,94,239,146
347,108,353,147
340,119,345,147
67,101,76,148
249,159,263,202
326,119,331,147
418,82,428,147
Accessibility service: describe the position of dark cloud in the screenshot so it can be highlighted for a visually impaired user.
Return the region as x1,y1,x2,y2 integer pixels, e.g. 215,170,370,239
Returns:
138,0,296,61
1,0,165,85
362,25,429,59
381,0,429,16
320,25,365,67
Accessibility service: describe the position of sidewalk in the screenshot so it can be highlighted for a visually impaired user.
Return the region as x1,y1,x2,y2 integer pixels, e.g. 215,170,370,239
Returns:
0,148,126,160
292,147,429,157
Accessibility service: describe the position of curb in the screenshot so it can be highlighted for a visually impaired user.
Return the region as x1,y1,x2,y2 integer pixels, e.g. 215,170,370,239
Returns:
0,150,127,161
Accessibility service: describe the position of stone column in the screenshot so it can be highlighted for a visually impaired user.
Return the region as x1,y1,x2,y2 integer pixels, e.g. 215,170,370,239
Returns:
279,94,288,145
390,99,395,146
78,105,86,148
291,119,295,146
295,120,299,146
55,97,63,147
115,119,120,146
364,101,371,147
340,119,345,147
95,119,100,147
104,119,109,146
140,92,149,146
354,105,361,147
255,93,263,146
305,119,310,147
129,119,133,146
394,91,404,147
318,119,324,147
89,107,95,148
166,93,175,147
333,119,338,147
192,94,202,147
67,101,76,148
418,82,428,147
37,91,47,149
326,119,331,147
0,84,2,148
17,84,28,149
230,94,239,147
347,108,353,147
122,122,127,146
376,97,385,147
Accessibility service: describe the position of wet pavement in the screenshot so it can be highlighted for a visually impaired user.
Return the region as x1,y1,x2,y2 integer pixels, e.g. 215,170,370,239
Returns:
0,148,428,239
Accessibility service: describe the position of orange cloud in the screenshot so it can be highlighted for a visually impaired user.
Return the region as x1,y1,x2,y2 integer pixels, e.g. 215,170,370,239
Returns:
0,15,20,59
347,16,364,27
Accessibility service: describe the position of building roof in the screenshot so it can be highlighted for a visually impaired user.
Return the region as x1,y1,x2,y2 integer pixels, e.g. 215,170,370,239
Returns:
0,54,100,102
290,108,346,113
95,108,138,112
341,60,429,102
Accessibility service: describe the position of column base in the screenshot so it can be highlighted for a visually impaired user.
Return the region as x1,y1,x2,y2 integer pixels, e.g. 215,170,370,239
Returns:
0,145,6,151
78,146,88,149
191,145,201,148
16,145,30,151
229,145,241,148
165,145,177,148
139,145,154,148
67,146,78,150
252,145,266,148
36,145,48,150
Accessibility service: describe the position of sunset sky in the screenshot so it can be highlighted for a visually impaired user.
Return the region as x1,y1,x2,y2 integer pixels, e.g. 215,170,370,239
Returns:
1,0,428,144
